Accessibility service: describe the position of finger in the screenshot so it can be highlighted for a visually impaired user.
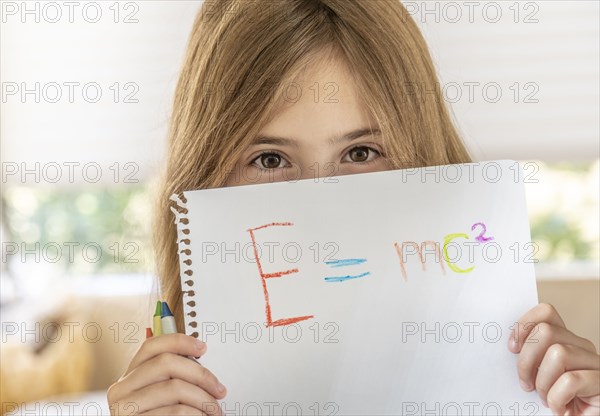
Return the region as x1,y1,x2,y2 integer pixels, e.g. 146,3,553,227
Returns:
126,333,207,375
140,404,206,415
535,344,600,406
509,303,566,354
109,399,142,415
118,352,227,400
547,370,600,416
126,378,225,416
517,323,596,391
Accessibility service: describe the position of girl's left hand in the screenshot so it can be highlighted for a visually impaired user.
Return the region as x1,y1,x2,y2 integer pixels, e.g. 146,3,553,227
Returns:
509,302,600,416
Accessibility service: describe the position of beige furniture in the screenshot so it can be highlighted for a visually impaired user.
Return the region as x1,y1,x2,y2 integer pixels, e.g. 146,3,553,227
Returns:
2,278,598,413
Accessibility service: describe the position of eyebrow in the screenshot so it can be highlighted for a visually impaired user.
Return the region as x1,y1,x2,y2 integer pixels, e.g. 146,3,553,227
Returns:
251,128,381,148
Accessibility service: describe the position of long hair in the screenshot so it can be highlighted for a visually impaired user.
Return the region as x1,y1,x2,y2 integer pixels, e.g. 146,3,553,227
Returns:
154,0,472,329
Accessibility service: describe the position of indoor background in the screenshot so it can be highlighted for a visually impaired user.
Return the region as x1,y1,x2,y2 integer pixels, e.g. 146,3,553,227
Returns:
1,1,598,413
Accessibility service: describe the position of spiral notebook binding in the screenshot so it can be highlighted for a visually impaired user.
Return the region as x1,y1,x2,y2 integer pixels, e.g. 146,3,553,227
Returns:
169,193,199,339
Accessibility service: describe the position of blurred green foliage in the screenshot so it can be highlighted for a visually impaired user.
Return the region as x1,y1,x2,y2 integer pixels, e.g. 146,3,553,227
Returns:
530,213,594,260
3,185,152,275
1,161,598,276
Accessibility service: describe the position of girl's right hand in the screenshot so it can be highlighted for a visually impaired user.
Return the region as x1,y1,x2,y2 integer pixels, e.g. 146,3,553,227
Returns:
107,333,227,415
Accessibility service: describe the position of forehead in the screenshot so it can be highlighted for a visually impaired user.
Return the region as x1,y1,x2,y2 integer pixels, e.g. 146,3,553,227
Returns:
261,51,376,140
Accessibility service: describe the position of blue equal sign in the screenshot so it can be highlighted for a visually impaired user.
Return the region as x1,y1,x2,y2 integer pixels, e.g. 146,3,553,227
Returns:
323,258,370,282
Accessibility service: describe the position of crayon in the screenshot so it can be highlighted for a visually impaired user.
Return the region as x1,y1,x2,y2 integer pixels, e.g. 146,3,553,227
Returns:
161,301,178,335
153,300,163,336
146,327,153,339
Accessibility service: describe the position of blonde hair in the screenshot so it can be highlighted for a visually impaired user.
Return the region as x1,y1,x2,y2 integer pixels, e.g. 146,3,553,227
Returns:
155,0,472,329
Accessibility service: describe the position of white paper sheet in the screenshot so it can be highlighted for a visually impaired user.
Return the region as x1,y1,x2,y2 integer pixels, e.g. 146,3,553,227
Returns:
172,160,550,415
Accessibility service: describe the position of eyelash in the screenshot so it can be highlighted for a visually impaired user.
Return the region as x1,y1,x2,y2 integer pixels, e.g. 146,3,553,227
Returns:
250,151,288,170
341,146,382,165
249,146,383,170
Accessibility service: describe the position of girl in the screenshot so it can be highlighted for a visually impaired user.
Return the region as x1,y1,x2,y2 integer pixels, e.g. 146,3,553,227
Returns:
108,1,599,415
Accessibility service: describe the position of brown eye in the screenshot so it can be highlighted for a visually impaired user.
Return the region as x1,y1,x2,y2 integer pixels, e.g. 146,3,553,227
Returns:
260,153,282,169
348,146,370,162
250,151,290,170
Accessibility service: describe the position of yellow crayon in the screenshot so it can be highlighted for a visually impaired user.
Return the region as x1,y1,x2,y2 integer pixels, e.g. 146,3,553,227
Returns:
153,300,163,336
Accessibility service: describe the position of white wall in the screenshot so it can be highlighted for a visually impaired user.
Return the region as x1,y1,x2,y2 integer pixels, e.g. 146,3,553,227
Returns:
1,1,598,187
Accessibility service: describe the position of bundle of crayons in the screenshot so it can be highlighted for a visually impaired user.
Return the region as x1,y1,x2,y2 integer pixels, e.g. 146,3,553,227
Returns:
146,300,177,338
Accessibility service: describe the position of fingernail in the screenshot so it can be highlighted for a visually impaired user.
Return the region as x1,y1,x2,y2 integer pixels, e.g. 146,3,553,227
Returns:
217,382,226,393
541,398,548,408
519,379,532,391
195,339,206,349
510,337,518,351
